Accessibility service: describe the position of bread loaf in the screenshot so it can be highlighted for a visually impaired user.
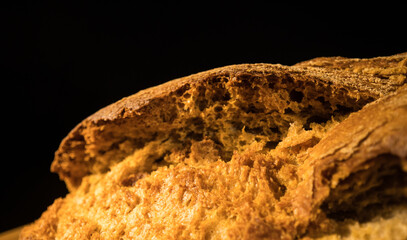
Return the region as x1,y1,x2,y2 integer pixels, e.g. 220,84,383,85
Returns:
20,53,407,239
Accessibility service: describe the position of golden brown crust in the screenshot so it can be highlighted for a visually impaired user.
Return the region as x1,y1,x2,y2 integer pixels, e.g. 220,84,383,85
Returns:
294,52,407,83
21,53,407,239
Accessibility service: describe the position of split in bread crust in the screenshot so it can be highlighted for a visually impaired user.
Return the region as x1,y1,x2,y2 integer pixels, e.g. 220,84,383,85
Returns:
20,53,407,240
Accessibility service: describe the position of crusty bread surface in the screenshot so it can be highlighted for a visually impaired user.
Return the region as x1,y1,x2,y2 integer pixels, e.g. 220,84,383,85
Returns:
20,53,407,240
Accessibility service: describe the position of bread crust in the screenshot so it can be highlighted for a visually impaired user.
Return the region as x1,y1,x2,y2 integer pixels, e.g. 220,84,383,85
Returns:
283,85,407,235
21,53,407,240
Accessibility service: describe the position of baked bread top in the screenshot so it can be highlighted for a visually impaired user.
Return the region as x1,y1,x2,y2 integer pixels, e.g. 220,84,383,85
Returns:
21,53,407,240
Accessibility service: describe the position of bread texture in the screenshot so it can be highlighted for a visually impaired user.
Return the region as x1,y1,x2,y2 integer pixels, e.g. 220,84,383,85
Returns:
20,53,407,239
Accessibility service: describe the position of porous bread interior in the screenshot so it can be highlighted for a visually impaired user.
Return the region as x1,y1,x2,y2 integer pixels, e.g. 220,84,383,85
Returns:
42,137,406,240
84,72,374,177
22,72,407,239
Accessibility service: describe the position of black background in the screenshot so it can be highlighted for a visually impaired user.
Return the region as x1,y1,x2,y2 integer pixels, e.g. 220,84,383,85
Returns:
2,2,406,232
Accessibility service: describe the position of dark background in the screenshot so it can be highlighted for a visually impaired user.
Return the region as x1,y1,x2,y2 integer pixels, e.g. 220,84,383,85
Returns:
2,2,406,232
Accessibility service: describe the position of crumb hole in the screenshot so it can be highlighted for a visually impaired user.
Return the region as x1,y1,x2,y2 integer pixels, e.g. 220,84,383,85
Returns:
239,140,247,146
245,126,264,135
335,104,354,114
186,132,204,141
265,141,279,149
214,106,223,112
289,89,304,103
316,96,325,103
304,115,330,130
270,127,281,134
285,108,294,114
